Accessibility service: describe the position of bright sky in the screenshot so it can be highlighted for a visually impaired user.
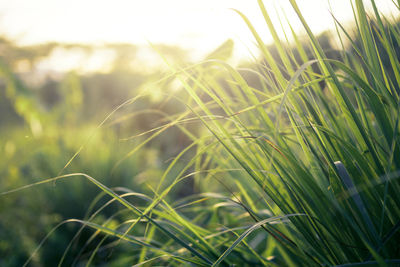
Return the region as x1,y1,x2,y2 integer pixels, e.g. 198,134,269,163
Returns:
0,0,397,70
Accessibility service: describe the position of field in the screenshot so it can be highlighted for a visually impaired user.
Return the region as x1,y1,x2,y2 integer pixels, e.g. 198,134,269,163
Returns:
1,0,400,266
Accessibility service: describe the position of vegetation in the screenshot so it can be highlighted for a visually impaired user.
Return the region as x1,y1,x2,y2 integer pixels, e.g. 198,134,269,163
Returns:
1,0,400,266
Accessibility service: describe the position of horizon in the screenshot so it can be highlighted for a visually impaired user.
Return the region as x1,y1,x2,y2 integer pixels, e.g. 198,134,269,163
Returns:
0,0,396,72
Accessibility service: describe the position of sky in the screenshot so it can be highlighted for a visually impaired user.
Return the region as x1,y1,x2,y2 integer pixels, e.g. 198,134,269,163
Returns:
0,0,397,70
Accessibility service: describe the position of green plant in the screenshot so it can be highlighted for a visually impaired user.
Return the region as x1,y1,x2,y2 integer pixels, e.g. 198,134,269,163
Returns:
2,0,400,266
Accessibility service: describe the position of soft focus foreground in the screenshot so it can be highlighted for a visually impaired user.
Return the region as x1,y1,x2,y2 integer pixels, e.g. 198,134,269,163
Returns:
1,0,400,266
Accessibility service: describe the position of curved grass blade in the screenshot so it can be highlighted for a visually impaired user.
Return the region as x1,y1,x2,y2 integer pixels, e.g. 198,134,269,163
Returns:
211,214,306,266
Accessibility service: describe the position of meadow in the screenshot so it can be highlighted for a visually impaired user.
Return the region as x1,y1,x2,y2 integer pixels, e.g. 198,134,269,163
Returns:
1,0,400,266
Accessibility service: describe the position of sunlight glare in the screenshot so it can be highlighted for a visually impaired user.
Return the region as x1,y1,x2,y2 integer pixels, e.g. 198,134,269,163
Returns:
0,0,396,69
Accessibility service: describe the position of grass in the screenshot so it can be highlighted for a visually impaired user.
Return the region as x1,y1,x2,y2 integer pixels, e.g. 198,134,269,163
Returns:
2,0,400,266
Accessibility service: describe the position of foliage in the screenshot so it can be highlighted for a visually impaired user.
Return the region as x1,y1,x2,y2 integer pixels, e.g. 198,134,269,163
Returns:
1,0,400,266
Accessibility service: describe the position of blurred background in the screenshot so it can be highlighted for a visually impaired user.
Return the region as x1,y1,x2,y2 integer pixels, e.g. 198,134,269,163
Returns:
0,0,396,266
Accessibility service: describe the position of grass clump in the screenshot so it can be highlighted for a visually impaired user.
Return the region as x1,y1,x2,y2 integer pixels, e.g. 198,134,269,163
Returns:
151,1,400,265
2,0,400,266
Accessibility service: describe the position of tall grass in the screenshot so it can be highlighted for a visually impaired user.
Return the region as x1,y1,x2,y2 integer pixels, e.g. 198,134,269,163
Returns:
2,0,400,266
